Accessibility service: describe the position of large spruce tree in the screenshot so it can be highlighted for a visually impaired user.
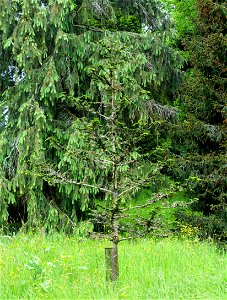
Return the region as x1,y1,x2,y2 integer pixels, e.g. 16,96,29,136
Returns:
0,0,181,230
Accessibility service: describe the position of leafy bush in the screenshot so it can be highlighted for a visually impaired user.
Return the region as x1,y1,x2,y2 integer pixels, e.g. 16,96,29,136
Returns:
175,208,227,244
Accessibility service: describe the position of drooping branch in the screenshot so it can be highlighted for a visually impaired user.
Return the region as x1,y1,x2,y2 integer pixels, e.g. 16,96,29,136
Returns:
42,167,113,194
147,100,178,121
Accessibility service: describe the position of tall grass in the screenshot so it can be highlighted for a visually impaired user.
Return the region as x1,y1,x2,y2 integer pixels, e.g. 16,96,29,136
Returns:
0,233,226,299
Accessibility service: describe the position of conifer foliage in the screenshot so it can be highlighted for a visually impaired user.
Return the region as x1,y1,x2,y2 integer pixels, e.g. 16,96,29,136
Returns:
171,0,226,238
0,0,180,230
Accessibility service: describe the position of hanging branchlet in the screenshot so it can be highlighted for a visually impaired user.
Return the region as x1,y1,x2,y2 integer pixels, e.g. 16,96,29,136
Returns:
147,100,178,122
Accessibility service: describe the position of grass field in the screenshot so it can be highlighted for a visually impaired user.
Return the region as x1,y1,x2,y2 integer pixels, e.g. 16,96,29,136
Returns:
0,233,226,299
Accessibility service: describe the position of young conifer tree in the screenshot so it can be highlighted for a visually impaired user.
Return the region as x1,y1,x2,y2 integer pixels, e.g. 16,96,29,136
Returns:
43,33,180,280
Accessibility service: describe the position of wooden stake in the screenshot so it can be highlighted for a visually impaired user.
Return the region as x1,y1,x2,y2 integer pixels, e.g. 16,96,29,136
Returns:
105,246,119,281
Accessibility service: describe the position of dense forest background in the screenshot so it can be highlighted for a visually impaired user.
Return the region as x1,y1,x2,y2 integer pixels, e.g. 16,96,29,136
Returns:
0,0,226,241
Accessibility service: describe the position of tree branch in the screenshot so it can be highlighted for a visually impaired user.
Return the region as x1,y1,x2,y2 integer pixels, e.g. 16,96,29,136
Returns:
44,169,112,194
117,178,148,197
120,193,169,212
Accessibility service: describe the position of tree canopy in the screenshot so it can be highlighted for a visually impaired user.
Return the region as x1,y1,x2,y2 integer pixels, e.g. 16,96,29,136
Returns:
0,0,225,241
0,0,181,230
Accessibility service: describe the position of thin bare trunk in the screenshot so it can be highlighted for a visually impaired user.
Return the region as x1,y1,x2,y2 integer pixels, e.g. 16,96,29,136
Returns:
105,76,119,281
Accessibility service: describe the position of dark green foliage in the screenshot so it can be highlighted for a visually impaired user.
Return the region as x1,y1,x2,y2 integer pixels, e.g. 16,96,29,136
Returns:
169,0,227,239
175,209,226,242
0,0,180,231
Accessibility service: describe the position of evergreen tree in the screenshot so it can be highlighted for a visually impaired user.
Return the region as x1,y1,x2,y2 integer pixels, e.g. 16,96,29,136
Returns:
43,35,180,279
169,0,226,240
0,0,181,230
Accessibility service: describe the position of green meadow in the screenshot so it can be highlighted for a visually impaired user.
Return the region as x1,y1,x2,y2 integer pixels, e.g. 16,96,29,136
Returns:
0,233,226,299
